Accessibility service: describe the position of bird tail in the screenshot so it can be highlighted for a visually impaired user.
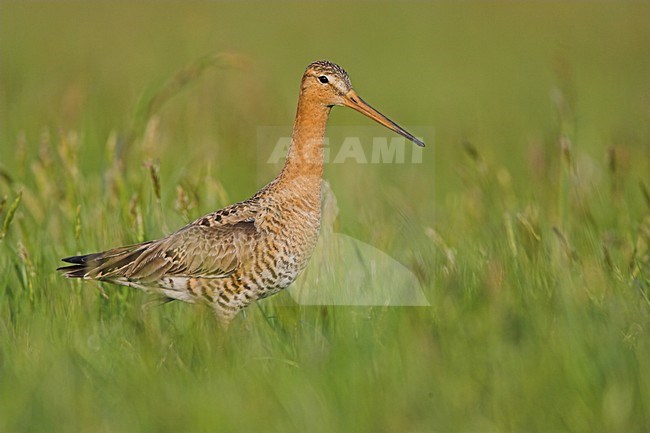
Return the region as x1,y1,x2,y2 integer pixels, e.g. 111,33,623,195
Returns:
57,242,154,280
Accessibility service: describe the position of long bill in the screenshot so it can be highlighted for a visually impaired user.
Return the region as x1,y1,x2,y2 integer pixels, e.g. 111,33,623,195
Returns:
342,90,425,147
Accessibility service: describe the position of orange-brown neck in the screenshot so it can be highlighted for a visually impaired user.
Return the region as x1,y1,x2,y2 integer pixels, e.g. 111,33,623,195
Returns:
278,93,331,184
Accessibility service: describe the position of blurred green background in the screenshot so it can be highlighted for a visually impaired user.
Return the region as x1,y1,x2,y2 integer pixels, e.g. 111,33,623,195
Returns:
1,1,649,432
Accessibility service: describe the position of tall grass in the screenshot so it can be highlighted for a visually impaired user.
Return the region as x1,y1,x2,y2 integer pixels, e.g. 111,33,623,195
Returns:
1,2,649,431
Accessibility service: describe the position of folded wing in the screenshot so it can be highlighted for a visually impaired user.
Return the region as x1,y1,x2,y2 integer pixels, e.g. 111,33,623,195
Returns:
58,221,258,285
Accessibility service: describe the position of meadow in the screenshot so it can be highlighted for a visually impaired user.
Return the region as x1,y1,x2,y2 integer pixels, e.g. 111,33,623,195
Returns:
1,2,649,431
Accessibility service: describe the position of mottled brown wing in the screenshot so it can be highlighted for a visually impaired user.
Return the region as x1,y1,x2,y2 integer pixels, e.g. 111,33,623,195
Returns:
130,221,258,281
58,220,258,284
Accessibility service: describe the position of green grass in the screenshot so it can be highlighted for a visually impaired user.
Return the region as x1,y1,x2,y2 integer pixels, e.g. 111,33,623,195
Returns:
1,1,649,431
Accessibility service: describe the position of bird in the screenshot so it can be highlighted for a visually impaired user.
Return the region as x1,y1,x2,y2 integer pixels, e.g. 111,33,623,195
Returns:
58,60,424,327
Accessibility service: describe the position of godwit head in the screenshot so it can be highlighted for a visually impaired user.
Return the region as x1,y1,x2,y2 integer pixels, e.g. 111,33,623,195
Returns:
300,60,425,147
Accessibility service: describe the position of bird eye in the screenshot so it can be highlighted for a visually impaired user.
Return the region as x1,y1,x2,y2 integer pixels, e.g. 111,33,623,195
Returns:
318,75,329,84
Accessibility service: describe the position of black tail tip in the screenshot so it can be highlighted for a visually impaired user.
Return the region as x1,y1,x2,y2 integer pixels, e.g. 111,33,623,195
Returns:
61,255,85,264
56,264,87,278
61,252,102,265
58,253,97,277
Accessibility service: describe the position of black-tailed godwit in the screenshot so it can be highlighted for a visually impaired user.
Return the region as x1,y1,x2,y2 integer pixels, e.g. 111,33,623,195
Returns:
58,60,424,326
